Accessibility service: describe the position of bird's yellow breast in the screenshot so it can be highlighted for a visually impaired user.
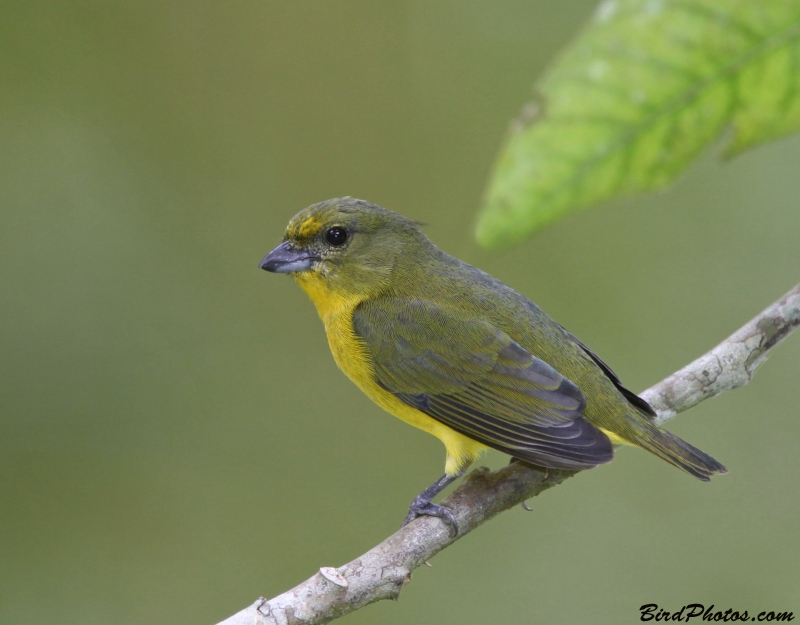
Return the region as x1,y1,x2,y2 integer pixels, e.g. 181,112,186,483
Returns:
293,271,486,474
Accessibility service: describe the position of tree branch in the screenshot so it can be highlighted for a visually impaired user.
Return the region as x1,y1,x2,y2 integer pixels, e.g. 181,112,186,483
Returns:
215,284,800,625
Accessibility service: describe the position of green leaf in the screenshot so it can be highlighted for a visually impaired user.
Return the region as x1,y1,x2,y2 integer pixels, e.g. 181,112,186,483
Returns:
477,0,800,248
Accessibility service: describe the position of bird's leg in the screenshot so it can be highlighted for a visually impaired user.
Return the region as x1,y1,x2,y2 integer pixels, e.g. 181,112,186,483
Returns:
402,470,466,535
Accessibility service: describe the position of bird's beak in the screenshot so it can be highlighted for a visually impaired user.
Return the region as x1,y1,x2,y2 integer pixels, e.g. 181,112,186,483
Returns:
259,241,318,273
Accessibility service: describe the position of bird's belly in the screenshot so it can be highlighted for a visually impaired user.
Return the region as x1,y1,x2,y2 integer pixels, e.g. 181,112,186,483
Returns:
324,309,487,474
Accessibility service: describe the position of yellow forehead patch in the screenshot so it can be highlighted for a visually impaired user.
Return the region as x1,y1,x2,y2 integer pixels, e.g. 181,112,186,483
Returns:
291,215,323,239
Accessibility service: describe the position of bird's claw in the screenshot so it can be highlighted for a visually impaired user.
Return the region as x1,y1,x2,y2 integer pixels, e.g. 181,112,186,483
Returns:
402,500,459,536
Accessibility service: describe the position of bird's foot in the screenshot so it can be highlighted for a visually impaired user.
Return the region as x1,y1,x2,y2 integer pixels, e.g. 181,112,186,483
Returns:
400,471,465,536
402,497,459,536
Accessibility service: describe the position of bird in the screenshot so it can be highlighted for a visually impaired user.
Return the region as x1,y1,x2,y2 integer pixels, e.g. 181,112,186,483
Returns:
260,197,726,533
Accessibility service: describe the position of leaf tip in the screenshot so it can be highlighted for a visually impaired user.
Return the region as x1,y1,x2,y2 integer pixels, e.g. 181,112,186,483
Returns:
474,213,500,249
475,202,529,250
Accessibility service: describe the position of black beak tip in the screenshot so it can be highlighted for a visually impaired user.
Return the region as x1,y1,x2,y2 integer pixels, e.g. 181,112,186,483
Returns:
259,255,275,272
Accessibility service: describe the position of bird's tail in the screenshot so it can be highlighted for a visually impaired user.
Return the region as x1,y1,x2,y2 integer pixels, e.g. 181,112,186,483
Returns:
628,418,727,482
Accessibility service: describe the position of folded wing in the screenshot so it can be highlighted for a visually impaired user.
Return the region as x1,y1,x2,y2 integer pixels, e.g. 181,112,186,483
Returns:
353,299,613,470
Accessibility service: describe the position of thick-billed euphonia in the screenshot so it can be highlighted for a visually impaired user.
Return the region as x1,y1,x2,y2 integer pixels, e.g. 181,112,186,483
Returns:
260,198,725,533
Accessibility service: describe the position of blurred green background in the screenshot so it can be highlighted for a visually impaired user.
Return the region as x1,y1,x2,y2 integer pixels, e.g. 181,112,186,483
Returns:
1,2,798,623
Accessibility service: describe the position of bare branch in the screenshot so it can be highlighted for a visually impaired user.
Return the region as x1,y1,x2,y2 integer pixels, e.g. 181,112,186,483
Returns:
215,284,800,625
643,284,800,424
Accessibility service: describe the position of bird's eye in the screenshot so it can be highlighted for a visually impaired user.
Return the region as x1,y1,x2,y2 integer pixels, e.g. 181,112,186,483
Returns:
326,227,348,246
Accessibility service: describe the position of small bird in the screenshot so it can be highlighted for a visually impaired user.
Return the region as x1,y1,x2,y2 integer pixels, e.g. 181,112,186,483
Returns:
260,198,725,533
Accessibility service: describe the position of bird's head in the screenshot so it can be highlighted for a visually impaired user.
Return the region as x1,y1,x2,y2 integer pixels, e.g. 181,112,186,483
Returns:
260,198,425,307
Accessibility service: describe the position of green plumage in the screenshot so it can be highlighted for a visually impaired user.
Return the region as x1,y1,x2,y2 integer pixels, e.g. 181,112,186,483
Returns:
352,222,723,479
264,197,726,483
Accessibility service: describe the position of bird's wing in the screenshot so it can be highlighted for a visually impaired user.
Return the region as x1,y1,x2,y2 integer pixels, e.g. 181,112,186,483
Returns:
352,298,613,470
560,326,657,419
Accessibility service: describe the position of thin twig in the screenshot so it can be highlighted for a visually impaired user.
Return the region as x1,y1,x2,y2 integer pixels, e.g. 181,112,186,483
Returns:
215,284,800,625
